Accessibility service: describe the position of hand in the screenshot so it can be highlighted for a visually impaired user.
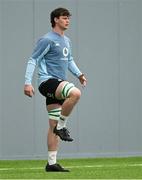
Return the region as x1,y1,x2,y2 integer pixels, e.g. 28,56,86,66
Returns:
78,74,87,87
24,84,35,97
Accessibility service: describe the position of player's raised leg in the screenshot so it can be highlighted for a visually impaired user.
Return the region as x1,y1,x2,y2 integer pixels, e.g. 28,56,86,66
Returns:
53,81,81,141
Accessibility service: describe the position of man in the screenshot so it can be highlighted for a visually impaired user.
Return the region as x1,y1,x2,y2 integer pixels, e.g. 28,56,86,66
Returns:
24,7,87,172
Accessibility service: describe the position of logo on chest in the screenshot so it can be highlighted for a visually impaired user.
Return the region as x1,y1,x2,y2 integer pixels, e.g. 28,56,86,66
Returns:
63,47,69,57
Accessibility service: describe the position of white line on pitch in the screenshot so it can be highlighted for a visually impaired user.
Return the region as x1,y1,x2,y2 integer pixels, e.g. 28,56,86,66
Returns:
0,163,142,171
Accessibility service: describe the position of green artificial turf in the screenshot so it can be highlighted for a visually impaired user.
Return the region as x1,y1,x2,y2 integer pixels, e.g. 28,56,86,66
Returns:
0,157,142,179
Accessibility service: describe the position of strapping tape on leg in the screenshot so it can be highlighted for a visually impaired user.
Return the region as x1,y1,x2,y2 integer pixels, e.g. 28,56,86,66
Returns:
61,82,75,99
48,108,61,121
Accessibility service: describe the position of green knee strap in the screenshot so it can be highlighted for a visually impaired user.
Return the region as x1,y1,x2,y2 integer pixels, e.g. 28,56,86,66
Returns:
48,108,61,121
61,83,75,98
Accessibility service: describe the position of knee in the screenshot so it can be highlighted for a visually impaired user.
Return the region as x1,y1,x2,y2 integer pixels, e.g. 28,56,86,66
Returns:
69,88,81,101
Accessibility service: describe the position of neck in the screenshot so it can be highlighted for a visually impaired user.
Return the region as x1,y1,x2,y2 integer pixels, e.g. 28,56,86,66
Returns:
52,26,65,36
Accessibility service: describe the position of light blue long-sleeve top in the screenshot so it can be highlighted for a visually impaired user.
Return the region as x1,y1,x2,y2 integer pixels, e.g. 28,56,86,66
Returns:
25,31,82,87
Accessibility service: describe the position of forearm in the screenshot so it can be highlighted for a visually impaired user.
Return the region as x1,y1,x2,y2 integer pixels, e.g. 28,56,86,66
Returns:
25,57,36,85
68,60,82,78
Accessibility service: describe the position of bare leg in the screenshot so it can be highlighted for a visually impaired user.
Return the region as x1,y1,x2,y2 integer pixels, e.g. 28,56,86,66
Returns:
48,119,59,151
53,81,81,141
47,104,61,164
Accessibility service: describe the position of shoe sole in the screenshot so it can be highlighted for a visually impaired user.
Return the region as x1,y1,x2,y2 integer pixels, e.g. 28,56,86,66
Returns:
46,169,70,172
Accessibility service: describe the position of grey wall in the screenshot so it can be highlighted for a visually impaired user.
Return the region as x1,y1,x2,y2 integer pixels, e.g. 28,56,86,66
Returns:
0,0,2,159
0,0,142,160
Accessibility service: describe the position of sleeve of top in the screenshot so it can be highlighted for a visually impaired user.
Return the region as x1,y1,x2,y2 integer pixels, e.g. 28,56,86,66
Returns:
25,38,50,85
68,41,82,78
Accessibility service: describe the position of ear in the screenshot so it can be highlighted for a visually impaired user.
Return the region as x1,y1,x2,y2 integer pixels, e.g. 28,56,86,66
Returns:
54,17,59,23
